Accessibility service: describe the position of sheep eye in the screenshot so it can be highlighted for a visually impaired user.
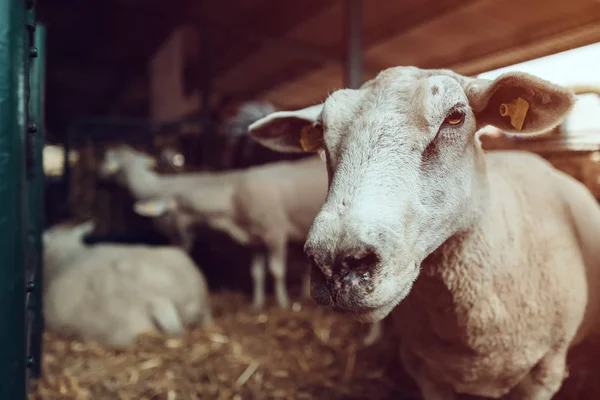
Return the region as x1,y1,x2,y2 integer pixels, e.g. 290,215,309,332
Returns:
444,110,465,126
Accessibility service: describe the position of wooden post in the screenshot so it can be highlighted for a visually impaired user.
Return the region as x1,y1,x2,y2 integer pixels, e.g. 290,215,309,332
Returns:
345,0,363,89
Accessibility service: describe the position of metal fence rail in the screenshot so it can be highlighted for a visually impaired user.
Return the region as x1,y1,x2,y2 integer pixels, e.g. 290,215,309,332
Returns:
0,0,44,398
27,22,46,381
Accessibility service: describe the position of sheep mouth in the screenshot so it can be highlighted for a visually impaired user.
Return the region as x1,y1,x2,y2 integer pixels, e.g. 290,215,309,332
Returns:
330,281,413,323
310,270,387,320
330,298,395,323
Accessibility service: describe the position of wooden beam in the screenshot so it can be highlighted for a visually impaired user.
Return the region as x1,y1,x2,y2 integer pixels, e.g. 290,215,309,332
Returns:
248,1,600,101
235,0,479,99
205,19,343,65
432,11,600,76
345,0,363,89
201,0,336,80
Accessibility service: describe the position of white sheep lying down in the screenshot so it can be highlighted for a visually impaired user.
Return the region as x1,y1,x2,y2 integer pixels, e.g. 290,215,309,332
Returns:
248,66,600,399
131,153,384,345
43,220,212,348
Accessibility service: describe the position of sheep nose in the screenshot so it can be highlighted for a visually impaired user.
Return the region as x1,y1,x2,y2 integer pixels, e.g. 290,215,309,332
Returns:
335,243,380,276
307,241,380,308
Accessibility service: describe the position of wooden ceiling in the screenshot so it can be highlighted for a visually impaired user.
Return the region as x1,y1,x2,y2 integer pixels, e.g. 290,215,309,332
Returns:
38,0,600,140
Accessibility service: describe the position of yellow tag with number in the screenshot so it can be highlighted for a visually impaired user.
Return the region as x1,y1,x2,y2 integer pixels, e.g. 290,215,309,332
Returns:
499,97,530,131
299,124,324,152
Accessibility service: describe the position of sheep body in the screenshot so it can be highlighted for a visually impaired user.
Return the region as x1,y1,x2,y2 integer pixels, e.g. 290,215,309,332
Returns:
99,146,244,250
99,146,244,201
393,150,600,398
246,66,600,397
145,155,329,309
43,221,212,348
101,146,326,307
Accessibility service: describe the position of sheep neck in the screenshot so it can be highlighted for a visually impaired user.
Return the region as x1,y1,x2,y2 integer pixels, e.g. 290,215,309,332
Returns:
396,148,497,339
122,163,163,200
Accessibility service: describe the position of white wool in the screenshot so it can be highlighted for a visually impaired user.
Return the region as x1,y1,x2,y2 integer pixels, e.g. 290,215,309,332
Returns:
43,221,212,348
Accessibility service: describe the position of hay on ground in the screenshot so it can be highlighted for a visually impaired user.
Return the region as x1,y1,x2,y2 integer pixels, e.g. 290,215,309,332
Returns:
29,291,600,400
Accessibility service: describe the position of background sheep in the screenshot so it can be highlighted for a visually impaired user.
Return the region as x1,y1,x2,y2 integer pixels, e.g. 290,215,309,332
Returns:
43,220,212,348
98,144,245,251
131,154,384,345
132,155,329,310
248,66,600,399
42,219,95,285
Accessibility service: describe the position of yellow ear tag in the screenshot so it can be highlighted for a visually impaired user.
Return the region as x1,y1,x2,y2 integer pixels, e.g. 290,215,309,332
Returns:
499,97,530,131
299,124,324,152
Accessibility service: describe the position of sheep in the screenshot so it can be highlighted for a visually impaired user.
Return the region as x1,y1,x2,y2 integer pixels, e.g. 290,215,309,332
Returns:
97,145,241,202
98,145,246,251
130,153,384,345
99,144,324,309
43,220,212,348
247,65,600,399
42,219,96,285
131,155,329,311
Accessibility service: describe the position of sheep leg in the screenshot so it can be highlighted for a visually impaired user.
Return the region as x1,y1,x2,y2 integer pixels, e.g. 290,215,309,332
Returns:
399,344,456,400
250,252,267,310
267,244,290,309
362,320,383,346
505,349,569,400
149,298,185,336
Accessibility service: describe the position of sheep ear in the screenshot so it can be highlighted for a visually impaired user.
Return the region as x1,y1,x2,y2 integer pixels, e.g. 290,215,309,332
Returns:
133,198,175,217
102,159,120,174
248,104,324,153
465,72,576,134
99,150,121,176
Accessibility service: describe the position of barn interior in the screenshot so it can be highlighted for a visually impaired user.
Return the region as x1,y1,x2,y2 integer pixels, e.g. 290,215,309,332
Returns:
6,0,600,398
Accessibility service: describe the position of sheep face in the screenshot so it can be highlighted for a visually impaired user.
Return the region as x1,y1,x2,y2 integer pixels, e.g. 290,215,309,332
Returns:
249,66,575,323
98,145,157,182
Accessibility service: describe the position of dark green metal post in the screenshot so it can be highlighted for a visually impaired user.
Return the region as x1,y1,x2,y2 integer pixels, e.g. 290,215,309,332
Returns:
0,0,29,398
27,23,45,380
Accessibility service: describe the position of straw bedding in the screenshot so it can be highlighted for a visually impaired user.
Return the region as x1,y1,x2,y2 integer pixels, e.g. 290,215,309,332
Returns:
29,291,600,400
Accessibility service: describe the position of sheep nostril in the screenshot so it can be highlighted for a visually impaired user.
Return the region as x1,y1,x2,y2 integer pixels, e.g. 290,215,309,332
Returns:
342,245,380,273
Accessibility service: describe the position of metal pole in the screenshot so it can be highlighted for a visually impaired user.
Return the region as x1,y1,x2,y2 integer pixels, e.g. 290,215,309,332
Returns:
27,23,46,380
345,0,363,89
0,0,29,398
